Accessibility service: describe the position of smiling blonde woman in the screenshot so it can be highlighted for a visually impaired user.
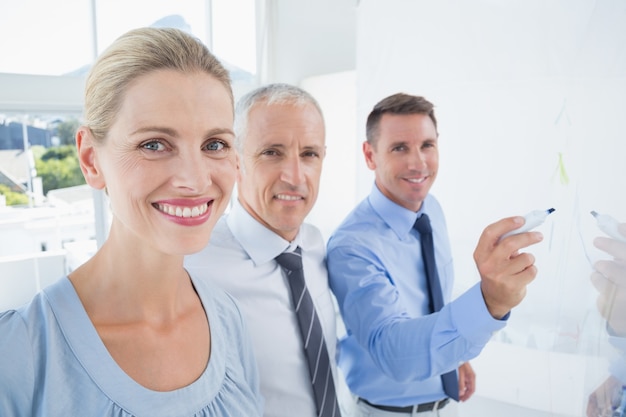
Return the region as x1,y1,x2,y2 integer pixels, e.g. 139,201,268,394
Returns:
0,27,262,417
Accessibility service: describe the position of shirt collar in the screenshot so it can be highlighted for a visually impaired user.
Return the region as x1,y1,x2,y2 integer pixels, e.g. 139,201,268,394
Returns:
368,183,430,239
226,199,303,266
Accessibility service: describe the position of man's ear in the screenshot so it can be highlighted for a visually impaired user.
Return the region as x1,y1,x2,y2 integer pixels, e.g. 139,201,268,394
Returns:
363,140,377,170
76,127,106,190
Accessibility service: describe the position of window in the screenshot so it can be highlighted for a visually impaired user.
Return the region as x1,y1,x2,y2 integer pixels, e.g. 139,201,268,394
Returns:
0,0,93,76
0,0,257,80
0,0,259,265
94,0,209,56
212,0,257,76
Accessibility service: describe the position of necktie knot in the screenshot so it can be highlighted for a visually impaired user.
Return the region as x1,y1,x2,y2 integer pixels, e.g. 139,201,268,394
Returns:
414,213,432,235
275,247,303,272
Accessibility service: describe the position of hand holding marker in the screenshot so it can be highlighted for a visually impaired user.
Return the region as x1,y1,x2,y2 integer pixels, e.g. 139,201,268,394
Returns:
612,386,626,417
591,211,626,243
500,208,556,240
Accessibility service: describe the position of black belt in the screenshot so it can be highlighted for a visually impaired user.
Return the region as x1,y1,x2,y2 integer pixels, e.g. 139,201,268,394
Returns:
360,397,449,413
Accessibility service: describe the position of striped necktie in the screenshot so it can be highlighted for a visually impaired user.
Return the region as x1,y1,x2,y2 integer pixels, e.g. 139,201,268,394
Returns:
275,247,339,417
414,213,460,401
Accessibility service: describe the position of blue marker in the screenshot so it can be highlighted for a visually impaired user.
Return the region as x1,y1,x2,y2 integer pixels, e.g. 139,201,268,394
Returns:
500,208,555,240
591,211,626,243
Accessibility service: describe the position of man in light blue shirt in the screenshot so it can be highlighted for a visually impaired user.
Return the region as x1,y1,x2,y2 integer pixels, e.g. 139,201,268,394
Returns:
327,93,544,416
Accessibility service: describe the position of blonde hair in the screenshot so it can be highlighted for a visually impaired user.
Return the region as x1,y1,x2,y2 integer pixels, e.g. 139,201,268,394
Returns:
83,27,232,142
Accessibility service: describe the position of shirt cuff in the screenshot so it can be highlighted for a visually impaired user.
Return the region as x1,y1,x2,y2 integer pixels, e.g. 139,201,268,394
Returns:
449,283,507,346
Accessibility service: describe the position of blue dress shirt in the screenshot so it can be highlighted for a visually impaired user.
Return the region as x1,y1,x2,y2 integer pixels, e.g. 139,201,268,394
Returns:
0,275,263,416
327,184,506,406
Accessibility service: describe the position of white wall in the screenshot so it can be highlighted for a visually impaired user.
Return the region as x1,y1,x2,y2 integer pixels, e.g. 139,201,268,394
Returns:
262,0,357,85
301,71,358,241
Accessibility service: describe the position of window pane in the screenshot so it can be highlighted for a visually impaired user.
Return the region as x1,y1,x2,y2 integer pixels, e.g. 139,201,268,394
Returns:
212,0,257,76
0,0,93,76
94,0,208,54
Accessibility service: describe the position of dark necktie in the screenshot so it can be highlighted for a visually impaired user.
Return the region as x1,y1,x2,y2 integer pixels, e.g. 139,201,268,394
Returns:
275,247,339,417
414,213,460,401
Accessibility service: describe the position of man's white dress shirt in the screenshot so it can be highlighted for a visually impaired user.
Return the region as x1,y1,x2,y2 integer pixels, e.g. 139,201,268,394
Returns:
185,200,339,417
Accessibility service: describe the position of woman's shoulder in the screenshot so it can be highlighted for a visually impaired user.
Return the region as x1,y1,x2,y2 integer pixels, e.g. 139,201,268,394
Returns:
187,275,263,415
0,280,62,340
0,277,88,387
0,293,52,413
190,276,245,329
0,308,33,361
